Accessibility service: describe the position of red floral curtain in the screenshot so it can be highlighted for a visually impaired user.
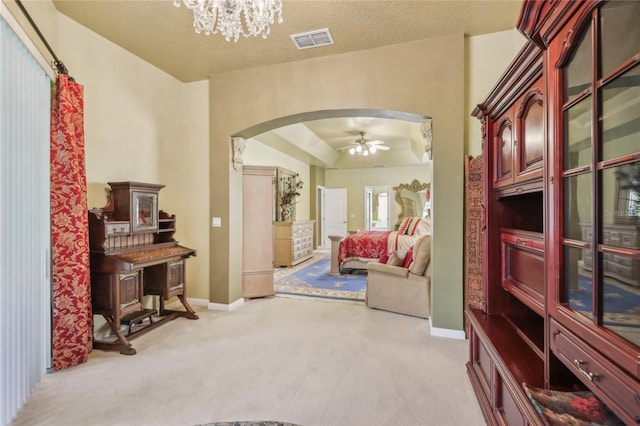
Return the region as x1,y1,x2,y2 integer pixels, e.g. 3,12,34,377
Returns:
50,74,92,370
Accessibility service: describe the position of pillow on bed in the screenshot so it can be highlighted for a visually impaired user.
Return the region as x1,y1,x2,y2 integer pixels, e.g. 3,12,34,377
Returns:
378,252,390,264
387,249,407,266
397,217,413,235
412,217,431,236
398,217,431,236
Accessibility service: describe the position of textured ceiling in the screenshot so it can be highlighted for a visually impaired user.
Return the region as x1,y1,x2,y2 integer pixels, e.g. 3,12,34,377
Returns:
53,0,523,83
51,0,522,168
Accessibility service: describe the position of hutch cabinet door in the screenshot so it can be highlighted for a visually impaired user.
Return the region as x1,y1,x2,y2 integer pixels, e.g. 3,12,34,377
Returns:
547,1,640,422
167,260,185,297
515,78,544,183
118,270,144,316
493,109,514,188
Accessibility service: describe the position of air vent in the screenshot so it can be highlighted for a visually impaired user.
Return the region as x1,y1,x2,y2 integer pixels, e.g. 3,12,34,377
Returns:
290,28,334,50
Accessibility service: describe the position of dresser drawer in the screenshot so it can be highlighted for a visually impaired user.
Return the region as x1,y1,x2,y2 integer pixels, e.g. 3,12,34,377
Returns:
550,320,640,424
607,262,634,279
620,231,639,248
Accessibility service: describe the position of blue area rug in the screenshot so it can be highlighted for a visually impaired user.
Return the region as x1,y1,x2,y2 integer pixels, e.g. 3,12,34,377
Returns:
570,275,640,326
274,256,367,301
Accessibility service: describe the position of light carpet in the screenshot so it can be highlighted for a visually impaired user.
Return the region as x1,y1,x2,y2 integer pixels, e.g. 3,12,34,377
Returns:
274,254,366,302
11,297,483,426
198,422,299,426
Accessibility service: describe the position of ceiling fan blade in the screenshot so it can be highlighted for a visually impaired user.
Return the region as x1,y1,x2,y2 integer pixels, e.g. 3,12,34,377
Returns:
374,145,390,151
367,140,385,145
335,144,356,151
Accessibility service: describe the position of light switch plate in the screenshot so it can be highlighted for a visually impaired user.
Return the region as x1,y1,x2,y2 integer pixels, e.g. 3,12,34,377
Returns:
212,217,222,227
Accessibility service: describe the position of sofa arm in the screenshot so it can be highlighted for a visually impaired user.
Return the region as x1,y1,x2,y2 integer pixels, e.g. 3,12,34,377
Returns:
367,262,410,278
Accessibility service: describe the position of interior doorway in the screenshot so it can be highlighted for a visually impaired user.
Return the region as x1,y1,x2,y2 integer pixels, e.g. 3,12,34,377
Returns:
317,186,347,250
364,185,390,231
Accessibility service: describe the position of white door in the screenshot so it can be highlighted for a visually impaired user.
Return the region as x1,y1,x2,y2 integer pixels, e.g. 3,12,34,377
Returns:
322,188,347,248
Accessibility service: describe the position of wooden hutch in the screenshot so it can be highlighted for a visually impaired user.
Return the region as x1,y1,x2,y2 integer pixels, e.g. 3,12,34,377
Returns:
467,1,640,424
89,182,198,355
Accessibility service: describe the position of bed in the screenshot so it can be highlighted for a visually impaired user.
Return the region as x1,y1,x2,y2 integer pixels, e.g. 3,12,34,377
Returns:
337,216,430,272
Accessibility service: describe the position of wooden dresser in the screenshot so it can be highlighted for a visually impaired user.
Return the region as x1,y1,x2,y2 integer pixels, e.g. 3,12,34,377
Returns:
89,182,198,355
467,1,640,424
581,223,640,287
273,220,315,267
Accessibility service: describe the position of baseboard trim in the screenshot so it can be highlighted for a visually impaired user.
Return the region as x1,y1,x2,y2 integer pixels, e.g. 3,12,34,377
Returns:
165,297,209,309
166,297,245,311
429,323,466,340
208,298,244,311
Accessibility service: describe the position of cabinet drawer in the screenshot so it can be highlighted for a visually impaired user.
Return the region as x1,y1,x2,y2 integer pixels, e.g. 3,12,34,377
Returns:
605,230,620,245
501,229,545,315
607,262,634,279
550,320,640,424
105,221,130,235
609,254,632,267
620,232,639,248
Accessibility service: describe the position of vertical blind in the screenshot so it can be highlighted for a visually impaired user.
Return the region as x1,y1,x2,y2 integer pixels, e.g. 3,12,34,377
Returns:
0,16,52,425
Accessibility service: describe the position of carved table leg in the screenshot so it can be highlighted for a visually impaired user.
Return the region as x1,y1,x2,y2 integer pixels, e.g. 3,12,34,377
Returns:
92,314,136,355
177,294,199,319
158,294,199,320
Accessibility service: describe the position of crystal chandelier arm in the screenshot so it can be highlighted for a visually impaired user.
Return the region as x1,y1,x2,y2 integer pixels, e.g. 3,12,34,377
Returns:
175,0,283,41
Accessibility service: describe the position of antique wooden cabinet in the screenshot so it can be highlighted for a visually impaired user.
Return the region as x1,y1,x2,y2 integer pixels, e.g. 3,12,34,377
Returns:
89,182,198,355
467,1,640,424
273,220,315,267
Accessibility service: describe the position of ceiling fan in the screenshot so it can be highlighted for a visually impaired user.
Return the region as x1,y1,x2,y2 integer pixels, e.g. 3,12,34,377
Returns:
335,131,390,156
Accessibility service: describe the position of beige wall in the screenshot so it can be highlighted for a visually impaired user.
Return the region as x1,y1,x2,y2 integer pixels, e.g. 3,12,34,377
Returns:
210,35,467,331
11,0,521,333
54,12,211,300
325,165,431,231
465,29,527,157
2,1,58,69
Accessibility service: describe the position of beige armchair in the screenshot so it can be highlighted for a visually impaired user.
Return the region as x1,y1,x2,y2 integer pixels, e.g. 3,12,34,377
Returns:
366,235,431,318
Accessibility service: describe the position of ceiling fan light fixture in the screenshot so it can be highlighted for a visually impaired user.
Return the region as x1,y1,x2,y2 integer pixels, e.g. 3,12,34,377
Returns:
338,131,389,157
174,0,283,42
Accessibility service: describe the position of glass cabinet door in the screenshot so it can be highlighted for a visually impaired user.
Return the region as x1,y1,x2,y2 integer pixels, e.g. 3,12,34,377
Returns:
560,1,640,349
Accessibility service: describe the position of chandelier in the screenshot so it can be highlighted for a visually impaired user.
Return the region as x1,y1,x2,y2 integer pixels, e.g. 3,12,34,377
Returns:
174,0,283,42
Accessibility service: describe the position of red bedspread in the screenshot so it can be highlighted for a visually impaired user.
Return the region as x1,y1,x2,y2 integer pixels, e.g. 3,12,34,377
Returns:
338,231,392,264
